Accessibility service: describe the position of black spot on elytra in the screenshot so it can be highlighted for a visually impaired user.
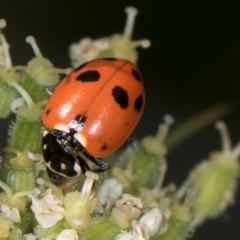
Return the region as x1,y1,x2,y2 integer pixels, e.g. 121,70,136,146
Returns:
74,62,88,72
103,57,117,61
76,70,100,82
100,144,108,151
125,122,129,126
112,86,129,109
45,108,52,115
134,95,144,112
132,69,142,82
74,114,87,123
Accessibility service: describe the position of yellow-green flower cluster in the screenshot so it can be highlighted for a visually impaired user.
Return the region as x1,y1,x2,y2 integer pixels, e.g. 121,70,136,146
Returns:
0,6,238,240
69,7,151,68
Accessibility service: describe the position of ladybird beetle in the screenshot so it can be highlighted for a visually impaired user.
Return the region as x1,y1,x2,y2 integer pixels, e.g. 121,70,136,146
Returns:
41,58,145,185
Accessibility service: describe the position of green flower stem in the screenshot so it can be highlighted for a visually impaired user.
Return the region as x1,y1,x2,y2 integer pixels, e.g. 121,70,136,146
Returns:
5,167,35,193
34,220,67,240
81,216,120,240
7,116,42,154
34,216,120,240
0,81,19,118
14,209,32,234
132,143,162,193
193,159,239,219
19,73,49,103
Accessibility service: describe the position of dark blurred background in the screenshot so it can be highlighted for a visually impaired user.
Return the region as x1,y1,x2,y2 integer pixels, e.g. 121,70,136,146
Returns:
1,0,240,239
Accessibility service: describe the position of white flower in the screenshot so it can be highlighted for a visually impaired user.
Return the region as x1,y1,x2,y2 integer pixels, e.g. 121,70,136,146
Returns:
115,220,147,240
30,189,64,228
0,203,20,222
69,7,150,68
69,37,109,68
139,208,162,236
22,233,36,240
111,194,144,230
131,221,149,240
115,208,162,240
115,194,143,220
98,178,123,205
57,229,78,240
0,19,11,70
115,232,137,240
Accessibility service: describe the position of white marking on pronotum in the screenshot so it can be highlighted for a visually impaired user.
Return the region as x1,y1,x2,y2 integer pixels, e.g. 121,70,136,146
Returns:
54,124,70,133
74,133,87,147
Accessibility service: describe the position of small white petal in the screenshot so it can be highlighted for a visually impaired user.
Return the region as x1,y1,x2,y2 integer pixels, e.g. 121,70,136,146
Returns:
115,232,136,240
0,203,9,214
131,221,148,240
98,178,123,205
42,190,62,205
69,37,109,68
27,152,42,161
0,203,20,222
30,195,64,228
139,208,162,236
34,209,63,228
10,97,25,113
22,233,36,240
6,208,20,222
57,229,78,240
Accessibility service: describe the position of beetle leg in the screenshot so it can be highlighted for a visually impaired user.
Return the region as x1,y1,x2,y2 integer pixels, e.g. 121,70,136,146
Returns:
81,150,109,171
77,156,91,174
91,156,109,171
46,86,55,95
